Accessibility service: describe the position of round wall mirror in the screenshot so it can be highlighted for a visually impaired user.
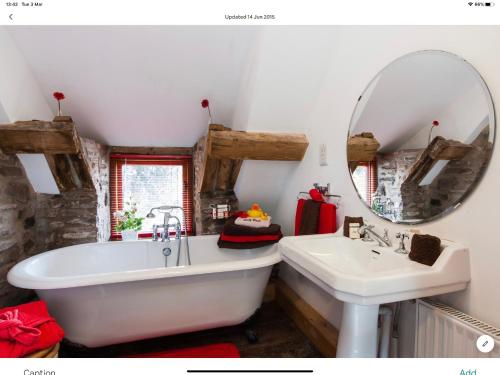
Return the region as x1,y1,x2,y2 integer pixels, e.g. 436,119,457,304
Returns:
347,50,495,224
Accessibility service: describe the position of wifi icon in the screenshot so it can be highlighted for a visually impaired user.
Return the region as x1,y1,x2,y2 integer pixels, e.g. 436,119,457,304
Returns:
468,1,474,4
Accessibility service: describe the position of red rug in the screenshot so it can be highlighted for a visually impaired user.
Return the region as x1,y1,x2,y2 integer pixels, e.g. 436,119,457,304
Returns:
127,343,240,358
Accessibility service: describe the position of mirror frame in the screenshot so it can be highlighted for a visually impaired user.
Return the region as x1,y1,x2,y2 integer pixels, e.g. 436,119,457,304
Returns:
347,50,496,225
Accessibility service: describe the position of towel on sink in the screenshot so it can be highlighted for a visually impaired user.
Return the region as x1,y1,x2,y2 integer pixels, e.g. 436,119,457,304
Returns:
409,234,442,266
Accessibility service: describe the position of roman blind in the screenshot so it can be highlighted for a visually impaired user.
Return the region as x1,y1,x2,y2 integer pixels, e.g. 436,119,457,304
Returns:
109,154,193,239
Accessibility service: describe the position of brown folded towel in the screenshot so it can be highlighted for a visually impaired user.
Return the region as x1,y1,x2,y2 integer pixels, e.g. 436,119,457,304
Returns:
223,216,282,236
409,234,442,266
298,200,322,235
217,238,280,249
343,216,364,237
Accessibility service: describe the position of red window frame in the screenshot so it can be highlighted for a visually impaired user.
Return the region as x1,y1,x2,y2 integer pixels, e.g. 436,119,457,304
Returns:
109,153,193,240
356,161,378,206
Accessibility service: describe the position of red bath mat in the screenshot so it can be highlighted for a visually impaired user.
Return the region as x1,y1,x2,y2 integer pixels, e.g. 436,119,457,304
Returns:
127,343,240,358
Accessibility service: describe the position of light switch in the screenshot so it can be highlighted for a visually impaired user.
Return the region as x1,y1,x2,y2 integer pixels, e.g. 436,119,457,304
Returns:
319,143,328,166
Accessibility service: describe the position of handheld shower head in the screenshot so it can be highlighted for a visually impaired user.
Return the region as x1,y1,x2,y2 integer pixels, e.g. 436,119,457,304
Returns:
146,212,156,218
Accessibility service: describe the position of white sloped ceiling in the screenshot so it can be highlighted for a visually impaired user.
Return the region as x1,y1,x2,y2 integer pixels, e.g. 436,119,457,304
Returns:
7,26,258,147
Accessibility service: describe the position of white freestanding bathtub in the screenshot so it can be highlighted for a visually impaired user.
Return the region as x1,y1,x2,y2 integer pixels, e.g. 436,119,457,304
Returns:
7,235,281,347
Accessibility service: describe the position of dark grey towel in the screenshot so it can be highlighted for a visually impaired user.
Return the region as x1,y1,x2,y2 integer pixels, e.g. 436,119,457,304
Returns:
298,200,322,235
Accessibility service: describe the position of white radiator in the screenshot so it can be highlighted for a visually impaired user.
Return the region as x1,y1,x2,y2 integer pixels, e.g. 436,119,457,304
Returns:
415,298,500,357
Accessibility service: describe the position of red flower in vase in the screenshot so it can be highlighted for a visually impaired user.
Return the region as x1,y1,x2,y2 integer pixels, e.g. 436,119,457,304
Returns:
53,92,65,101
53,91,66,116
428,120,440,145
201,98,213,123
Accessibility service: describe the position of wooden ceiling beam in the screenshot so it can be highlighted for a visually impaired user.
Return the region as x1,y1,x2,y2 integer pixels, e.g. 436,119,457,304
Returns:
0,118,95,192
196,125,309,194
207,130,309,161
403,136,474,186
110,146,193,155
0,121,80,154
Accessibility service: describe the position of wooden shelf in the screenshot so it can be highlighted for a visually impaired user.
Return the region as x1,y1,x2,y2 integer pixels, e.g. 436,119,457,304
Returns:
207,129,309,161
0,118,94,192
347,132,380,162
197,125,308,193
403,136,474,185
0,120,80,154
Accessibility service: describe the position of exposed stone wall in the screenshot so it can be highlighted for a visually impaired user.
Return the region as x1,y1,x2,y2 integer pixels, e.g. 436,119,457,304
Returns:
376,149,423,222
424,128,492,219
193,137,239,235
0,149,38,306
35,139,110,250
376,128,492,222
0,138,109,307
35,191,98,250
81,138,110,242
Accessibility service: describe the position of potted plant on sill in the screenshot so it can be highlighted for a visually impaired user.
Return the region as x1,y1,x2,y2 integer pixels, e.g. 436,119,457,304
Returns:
113,202,144,241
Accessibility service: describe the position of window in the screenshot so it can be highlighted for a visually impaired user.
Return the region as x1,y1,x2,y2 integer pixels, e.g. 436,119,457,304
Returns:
352,161,377,206
109,154,193,239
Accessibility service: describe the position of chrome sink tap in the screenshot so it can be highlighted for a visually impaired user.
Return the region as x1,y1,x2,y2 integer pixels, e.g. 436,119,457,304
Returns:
395,232,410,254
360,225,392,247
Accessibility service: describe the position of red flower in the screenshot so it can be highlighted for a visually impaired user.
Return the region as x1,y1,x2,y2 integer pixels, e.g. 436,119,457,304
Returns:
201,99,209,108
53,92,65,101
432,120,439,126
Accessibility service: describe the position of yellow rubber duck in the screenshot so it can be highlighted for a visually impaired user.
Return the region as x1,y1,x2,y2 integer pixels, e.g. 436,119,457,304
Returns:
247,203,269,220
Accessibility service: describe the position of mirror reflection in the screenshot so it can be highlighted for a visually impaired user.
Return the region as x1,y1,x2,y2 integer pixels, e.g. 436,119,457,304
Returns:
348,51,495,224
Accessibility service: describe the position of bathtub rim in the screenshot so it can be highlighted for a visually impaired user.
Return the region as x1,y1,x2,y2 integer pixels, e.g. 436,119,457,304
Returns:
7,235,282,290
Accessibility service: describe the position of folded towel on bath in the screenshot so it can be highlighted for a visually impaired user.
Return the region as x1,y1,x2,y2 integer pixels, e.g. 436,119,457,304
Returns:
217,238,281,249
223,216,281,236
217,216,283,249
220,232,282,243
0,301,64,358
234,216,271,228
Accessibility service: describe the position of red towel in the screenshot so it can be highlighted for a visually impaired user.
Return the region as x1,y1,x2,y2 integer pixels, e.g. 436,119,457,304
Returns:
296,199,337,235
0,301,64,358
294,198,306,236
127,343,240,358
220,232,282,243
318,203,337,234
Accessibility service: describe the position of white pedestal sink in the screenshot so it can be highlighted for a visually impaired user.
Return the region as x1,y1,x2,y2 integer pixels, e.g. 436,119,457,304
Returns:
278,234,470,358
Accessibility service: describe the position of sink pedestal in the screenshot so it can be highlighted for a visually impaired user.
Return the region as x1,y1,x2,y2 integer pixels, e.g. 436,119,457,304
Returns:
337,303,379,358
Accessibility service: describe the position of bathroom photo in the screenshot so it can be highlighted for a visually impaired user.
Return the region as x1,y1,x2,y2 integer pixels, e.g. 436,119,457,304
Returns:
0,25,499,360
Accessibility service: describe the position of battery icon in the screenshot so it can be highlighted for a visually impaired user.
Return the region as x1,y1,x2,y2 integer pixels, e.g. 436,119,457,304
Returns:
485,2,495,5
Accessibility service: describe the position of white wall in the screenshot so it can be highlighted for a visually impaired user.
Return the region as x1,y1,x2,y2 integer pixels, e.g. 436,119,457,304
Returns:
0,27,57,194
0,28,53,122
403,79,491,149
233,26,500,355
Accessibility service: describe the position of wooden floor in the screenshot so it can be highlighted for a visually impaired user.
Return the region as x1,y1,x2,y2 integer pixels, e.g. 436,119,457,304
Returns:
59,301,322,358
